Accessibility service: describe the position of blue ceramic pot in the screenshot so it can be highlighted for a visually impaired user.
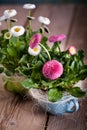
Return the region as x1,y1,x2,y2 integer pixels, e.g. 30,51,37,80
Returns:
30,89,79,115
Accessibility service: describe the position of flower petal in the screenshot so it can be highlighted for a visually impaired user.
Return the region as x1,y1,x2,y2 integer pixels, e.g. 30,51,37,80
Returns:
49,35,58,43
0,15,7,21
68,46,76,55
49,34,66,43
57,34,66,41
10,25,25,37
38,16,50,25
29,34,42,49
42,60,63,80
4,9,17,19
23,3,36,9
28,45,41,56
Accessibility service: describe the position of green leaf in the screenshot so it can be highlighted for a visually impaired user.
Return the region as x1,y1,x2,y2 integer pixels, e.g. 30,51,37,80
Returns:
77,50,84,59
69,87,86,98
31,70,41,82
21,78,36,89
41,80,53,88
41,36,49,49
5,70,14,76
1,29,8,35
37,60,43,67
19,42,25,50
0,55,6,63
41,36,48,43
0,67,4,73
39,54,46,63
52,42,58,52
7,47,17,56
48,88,62,102
3,77,28,94
10,36,17,44
18,55,28,64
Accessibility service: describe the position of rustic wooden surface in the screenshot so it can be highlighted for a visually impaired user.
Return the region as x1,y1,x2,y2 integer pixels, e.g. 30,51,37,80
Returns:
0,4,87,130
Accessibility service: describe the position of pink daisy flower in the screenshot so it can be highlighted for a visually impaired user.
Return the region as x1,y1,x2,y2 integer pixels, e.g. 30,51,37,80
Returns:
49,35,57,43
49,34,66,43
42,60,63,80
57,34,66,42
68,46,76,55
29,34,42,49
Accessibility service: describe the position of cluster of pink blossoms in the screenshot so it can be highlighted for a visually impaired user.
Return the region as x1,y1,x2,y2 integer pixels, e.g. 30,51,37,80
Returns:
28,33,76,80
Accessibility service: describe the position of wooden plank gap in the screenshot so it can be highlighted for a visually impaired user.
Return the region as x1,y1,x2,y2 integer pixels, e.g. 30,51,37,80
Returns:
44,113,50,130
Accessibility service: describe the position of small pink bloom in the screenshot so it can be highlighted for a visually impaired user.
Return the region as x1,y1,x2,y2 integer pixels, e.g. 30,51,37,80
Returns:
29,34,42,49
42,60,63,80
68,46,76,55
57,34,66,41
49,34,66,43
49,35,58,43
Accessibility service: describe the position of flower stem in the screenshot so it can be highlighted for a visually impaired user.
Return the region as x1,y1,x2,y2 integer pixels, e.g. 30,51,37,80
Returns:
17,36,19,43
5,19,9,30
28,10,32,36
10,18,13,28
39,43,51,60
57,42,61,52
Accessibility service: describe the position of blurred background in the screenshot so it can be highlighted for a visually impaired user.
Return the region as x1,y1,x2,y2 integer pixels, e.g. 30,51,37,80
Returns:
0,0,87,4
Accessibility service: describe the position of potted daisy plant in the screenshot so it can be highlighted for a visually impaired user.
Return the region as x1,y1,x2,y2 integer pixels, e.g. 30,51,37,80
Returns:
0,3,87,115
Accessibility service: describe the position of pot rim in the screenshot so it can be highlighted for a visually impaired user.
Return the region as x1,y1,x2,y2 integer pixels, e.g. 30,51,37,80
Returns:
29,88,78,104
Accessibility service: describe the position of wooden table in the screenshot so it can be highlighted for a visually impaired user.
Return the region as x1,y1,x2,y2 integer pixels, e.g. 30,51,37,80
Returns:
0,4,87,130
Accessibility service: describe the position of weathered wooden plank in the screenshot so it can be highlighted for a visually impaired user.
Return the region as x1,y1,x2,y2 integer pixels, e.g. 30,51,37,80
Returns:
0,96,47,130
47,5,87,130
65,5,87,63
0,74,47,130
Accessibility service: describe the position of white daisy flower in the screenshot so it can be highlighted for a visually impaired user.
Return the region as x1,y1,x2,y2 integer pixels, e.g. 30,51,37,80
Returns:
28,45,41,56
0,15,7,21
38,16,50,25
10,26,25,37
23,3,36,10
4,9,17,19
4,32,12,39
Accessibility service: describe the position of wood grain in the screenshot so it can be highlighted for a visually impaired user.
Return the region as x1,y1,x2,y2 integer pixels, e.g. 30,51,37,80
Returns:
47,5,87,130
65,5,87,62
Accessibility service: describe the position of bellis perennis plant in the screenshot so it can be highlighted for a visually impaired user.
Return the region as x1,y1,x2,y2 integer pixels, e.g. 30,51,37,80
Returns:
0,3,87,102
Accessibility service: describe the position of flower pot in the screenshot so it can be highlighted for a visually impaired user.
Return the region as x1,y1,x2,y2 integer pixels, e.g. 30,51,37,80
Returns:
29,88,79,115
2,74,28,95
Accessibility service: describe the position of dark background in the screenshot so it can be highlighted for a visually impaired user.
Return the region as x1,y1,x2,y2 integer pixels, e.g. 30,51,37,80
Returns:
0,0,87,4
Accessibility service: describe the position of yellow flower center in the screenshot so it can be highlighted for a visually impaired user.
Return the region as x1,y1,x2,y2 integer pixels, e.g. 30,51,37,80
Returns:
6,32,10,37
70,48,75,53
33,47,38,52
14,28,20,32
4,32,11,39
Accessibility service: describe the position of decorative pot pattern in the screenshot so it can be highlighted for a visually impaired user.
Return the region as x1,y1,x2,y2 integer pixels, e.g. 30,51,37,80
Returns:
30,89,79,115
